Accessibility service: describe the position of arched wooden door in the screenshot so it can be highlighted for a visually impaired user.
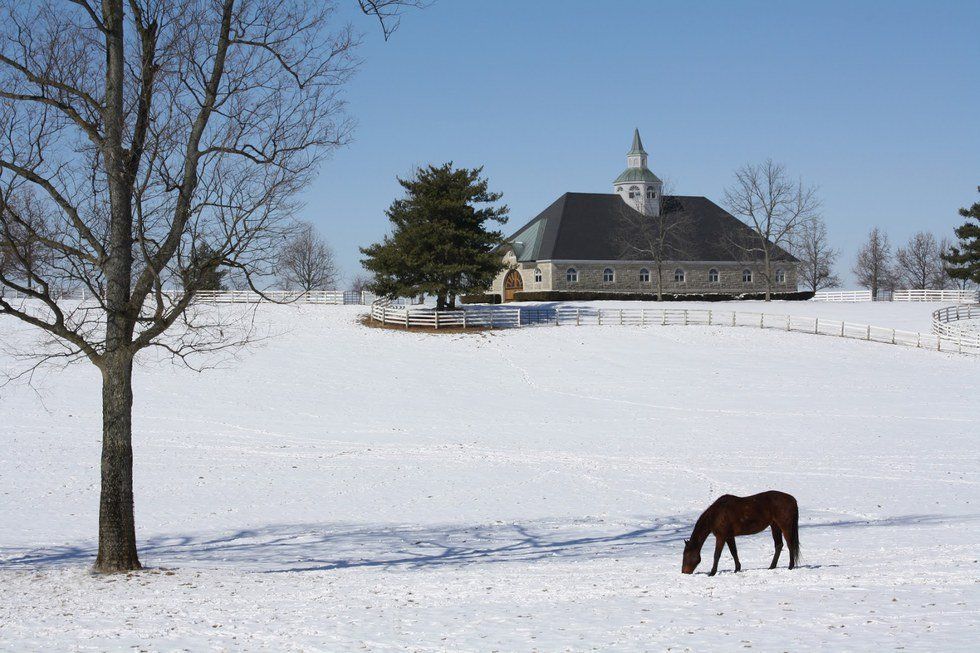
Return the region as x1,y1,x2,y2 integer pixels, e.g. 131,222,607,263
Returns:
503,269,523,302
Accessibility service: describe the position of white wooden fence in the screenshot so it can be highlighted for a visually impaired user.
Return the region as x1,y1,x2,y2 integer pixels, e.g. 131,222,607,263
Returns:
371,299,978,355
371,299,521,329
195,290,346,304
893,289,977,303
814,289,977,303
812,290,873,302
932,304,980,354
1,288,378,305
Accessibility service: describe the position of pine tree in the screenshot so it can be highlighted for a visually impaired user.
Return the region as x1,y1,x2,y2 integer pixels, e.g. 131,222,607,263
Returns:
360,163,508,309
942,189,980,285
181,244,227,292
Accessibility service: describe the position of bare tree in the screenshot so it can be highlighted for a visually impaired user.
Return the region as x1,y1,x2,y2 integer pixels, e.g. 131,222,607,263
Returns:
277,222,339,291
615,181,693,300
0,188,53,291
0,0,416,572
792,216,840,293
852,227,895,299
724,160,820,301
350,273,374,293
895,231,948,290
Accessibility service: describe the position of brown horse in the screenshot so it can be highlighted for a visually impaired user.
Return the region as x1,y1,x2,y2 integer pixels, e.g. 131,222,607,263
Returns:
681,490,800,575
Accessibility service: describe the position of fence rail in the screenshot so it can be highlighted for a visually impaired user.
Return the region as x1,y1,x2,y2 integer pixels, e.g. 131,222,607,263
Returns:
371,299,978,355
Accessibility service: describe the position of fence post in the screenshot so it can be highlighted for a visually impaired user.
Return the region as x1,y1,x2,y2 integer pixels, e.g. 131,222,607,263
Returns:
759,314,764,329
577,308,581,326
405,308,409,330
891,329,896,344
598,310,602,326
840,321,844,337
619,309,623,325
708,310,712,326
731,312,736,327
490,311,495,330
916,332,921,348
684,309,688,326
641,310,646,326
814,318,819,334
786,316,790,331
866,325,871,340
663,309,667,326
463,312,467,329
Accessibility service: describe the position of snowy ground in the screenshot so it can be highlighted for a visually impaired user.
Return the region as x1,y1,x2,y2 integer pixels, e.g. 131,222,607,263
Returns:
1,302,978,651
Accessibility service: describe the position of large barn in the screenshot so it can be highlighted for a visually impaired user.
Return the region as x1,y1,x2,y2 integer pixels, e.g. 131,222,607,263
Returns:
489,130,799,301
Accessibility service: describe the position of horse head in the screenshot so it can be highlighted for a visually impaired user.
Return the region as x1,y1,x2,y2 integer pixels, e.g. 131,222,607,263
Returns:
681,538,701,574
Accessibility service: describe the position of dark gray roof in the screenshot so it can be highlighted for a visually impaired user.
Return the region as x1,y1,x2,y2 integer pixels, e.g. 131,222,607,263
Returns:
505,192,798,263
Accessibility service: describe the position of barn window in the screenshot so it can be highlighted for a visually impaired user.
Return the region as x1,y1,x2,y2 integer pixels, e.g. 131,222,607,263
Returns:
534,268,543,283
708,268,719,283
566,267,578,283
775,268,786,284
639,268,650,283
674,268,686,283
603,268,615,283
742,269,753,283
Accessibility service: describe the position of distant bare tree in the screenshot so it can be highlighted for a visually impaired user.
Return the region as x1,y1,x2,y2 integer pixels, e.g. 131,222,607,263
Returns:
615,181,693,300
350,273,374,293
0,189,52,291
0,0,418,573
895,231,948,290
724,160,820,301
277,223,339,291
852,227,895,299
792,216,840,293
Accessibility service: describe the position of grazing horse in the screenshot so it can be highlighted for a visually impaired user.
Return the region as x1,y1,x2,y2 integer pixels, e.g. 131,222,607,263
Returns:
681,490,800,576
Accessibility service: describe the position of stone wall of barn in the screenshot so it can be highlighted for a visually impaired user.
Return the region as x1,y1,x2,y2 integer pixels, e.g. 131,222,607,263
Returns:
490,259,798,297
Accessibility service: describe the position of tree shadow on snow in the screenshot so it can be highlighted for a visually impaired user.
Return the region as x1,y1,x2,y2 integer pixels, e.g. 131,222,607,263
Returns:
0,513,965,573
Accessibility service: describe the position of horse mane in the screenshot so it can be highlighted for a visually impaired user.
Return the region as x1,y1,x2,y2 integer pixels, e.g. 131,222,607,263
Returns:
689,504,716,546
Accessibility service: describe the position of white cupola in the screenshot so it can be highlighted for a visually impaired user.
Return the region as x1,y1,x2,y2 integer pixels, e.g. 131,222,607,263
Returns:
613,128,663,216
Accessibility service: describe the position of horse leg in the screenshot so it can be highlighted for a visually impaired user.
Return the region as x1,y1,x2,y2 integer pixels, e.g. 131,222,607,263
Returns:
769,525,783,569
726,536,741,572
708,536,724,576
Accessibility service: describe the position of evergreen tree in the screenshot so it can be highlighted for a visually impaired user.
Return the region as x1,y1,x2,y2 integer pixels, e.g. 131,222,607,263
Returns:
181,244,227,292
942,188,980,285
360,163,508,309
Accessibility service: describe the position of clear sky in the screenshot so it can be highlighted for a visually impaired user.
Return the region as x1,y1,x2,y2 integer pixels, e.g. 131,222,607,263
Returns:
307,0,980,286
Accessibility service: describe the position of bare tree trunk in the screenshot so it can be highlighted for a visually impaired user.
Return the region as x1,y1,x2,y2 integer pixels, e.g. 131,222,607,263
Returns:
764,253,772,301
93,0,141,573
95,351,141,573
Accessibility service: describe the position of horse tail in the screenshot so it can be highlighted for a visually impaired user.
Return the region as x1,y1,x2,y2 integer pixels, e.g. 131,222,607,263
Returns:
788,501,801,563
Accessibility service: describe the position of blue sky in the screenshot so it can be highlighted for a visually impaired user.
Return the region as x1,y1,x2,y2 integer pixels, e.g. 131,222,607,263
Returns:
307,0,980,285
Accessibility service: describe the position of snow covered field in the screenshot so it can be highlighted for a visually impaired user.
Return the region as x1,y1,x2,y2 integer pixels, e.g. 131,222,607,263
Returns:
1,302,978,651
